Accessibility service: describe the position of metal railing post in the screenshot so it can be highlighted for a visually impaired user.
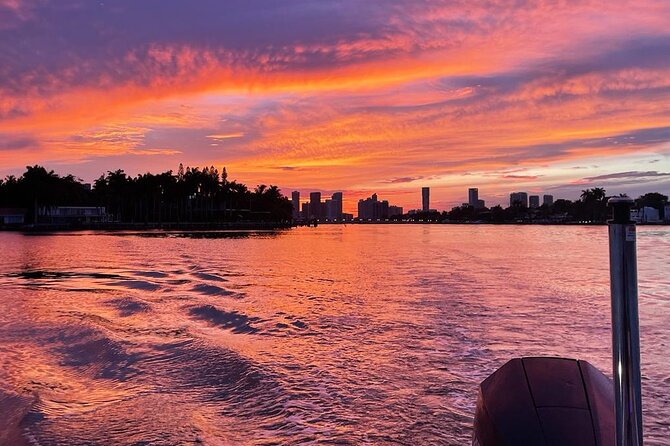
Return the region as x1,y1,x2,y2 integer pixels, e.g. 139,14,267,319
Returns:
608,196,643,446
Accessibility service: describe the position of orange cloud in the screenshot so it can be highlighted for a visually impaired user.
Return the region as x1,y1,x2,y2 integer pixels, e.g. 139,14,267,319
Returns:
1,0,669,210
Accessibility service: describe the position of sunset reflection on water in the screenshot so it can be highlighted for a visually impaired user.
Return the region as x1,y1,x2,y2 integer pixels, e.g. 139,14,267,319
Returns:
0,226,668,445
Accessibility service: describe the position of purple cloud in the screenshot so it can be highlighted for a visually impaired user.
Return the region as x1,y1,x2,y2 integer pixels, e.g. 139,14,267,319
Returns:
584,171,670,181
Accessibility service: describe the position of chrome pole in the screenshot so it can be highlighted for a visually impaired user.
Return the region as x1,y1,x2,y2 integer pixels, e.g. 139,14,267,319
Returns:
608,196,643,446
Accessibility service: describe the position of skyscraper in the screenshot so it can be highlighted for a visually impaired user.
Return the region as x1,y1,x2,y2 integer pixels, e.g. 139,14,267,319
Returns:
510,192,528,208
543,195,554,206
529,195,540,208
468,188,479,206
324,199,333,219
309,192,322,219
358,194,377,219
468,188,485,209
331,192,343,219
291,191,300,219
422,187,430,212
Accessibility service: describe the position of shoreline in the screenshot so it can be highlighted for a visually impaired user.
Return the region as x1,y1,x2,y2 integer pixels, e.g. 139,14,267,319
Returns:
2,221,667,232
0,221,295,232
301,220,669,226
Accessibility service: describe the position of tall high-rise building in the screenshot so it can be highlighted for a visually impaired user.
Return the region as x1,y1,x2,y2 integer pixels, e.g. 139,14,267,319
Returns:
422,187,430,212
309,192,322,219
510,192,528,208
291,191,300,219
469,188,485,209
324,199,333,219
302,202,311,219
543,195,554,206
380,200,389,219
331,192,343,219
529,195,540,208
468,188,479,207
358,194,376,220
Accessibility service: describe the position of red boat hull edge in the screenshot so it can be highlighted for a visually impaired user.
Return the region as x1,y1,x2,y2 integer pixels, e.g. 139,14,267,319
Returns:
473,357,615,446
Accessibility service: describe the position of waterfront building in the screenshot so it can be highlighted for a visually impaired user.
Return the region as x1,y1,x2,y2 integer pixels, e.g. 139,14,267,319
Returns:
358,193,399,219
389,205,404,217
468,188,479,207
322,192,344,220
0,208,26,225
468,188,486,209
309,192,322,219
529,195,540,208
331,192,343,219
665,204,670,223
631,206,660,223
291,191,300,219
358,193,378,219
422,187,430,212
324,199,333,219
466,187,486,209
38,206,107,224
543,195,554,206
380,200,389,219
510,192,528,208
301,191,343,220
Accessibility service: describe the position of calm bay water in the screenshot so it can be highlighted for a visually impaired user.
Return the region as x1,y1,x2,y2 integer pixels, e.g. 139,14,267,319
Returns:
0,225,668,445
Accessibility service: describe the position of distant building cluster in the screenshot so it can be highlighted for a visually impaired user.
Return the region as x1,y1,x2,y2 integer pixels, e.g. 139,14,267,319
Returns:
291,191,351,221
358,193,403,220
292,189,406,221
509,192,553,208
286,185,670,225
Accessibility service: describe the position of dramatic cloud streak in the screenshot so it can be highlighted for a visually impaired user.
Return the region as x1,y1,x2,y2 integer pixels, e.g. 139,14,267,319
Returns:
584,171,670,181
1,0,669,211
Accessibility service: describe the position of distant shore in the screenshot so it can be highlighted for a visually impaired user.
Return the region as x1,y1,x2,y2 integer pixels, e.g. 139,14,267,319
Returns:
312,220,669,226
0,221,294,232
1,220,667,232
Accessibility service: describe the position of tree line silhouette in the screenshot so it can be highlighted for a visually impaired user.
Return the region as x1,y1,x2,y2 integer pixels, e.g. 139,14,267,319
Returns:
394,188,668,224
0,165,293,224
1,167,666,225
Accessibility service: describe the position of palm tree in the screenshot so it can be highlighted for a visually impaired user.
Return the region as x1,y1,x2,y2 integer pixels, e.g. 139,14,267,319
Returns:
579,187,608,222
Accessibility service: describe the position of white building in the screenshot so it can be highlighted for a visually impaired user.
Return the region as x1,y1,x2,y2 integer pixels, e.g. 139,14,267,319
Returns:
631,206,660,223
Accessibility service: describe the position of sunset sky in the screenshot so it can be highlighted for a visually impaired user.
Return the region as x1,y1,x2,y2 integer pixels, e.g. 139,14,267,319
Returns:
1,0,669,212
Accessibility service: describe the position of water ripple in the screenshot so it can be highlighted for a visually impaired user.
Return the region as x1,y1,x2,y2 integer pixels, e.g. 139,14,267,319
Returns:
0,226,667,444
